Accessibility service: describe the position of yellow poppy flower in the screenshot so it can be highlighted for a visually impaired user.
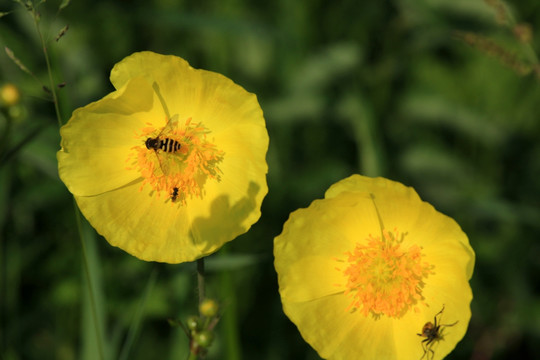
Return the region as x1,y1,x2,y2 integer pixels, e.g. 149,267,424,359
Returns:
274,175,474,360
58,51,268,263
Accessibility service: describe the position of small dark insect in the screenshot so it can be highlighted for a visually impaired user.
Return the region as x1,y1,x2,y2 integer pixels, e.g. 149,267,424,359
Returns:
170,187,179,202
417,305,458,360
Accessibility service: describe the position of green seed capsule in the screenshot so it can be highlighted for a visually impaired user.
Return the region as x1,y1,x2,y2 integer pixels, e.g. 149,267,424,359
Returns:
194,330,214,348
186,316,199,331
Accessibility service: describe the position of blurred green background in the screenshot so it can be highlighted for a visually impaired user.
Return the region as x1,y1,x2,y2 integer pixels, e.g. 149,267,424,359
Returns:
1,0,539,359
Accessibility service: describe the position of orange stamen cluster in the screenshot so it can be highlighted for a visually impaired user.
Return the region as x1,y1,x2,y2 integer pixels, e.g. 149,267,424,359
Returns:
128,117,224,204
342,229,433,318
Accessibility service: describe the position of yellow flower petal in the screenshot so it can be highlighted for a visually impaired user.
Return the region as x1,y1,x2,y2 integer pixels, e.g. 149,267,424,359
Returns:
275,195,380,302
325,174,419,203
75,182,200,262
284,295,400,359
274,174,474,359
75,177,266,263
58,76,160,196
110,52,261,135
58,52,268,263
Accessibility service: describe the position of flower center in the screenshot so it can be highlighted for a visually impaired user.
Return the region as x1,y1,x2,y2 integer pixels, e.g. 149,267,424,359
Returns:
128,116,224,204
341,229,433,318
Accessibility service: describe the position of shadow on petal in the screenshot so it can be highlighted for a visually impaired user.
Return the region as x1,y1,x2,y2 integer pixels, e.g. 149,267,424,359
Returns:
190,181,262,256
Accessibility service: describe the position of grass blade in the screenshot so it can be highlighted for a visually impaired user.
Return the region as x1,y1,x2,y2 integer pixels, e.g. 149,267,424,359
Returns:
118,269,158,360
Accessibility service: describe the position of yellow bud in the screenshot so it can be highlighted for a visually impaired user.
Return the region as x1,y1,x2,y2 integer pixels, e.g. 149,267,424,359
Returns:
1,83,20,107
199,299,219,317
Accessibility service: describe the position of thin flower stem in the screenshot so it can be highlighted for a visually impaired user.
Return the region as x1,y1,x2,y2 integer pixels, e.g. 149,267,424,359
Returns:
0,109,13,161
187,352,198,360
31,7,63,127
0,124,45,166
197,258,205,307
24,3,105,358
215,247,241,360
74,200,105,360
25,4,105,358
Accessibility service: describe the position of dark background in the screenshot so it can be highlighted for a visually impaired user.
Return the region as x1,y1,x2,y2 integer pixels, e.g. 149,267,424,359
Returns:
1,0,539,359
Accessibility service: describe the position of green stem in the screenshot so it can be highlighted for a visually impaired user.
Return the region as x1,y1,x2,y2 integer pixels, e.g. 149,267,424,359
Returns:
0,109,12,157
31,7,63,127
74,200,105,360
0,124,46,166
189,258,206,359
26,3,104,358
197,258,205,308
218,247,241,360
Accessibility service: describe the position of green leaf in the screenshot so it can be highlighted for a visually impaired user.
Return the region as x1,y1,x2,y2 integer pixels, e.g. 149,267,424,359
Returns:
118,269,158,360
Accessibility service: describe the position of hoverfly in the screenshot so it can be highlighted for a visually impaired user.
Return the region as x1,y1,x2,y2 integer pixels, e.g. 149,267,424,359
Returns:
145,115,182,154
417,305,458,360
144,115,182,177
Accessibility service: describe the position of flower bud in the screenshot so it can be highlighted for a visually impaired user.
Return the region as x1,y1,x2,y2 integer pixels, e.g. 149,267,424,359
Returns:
199,298,219,318
186,315,199,331
194,330,214,348
0,83,20,107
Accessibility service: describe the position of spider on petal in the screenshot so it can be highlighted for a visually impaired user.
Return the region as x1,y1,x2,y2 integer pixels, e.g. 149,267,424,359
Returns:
417,305,458,360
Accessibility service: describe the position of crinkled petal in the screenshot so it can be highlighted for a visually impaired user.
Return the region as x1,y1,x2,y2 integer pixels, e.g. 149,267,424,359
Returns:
76,168,267,263
325,175,420,203
326,175,475,279
75,180,200,263
187,173,267,259
185,109,269,253
392,301,471,360
284,295,398,359
58,77,162,196
275,195,380,302
110,52,263,135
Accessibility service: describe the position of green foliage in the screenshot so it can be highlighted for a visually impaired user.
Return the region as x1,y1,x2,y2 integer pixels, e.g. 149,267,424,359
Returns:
1,0,540,359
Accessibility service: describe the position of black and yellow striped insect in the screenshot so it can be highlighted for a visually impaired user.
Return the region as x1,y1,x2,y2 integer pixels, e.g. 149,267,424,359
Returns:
145,115,182,176
145,137,182,152
417,305,458,360
145,116,182,154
